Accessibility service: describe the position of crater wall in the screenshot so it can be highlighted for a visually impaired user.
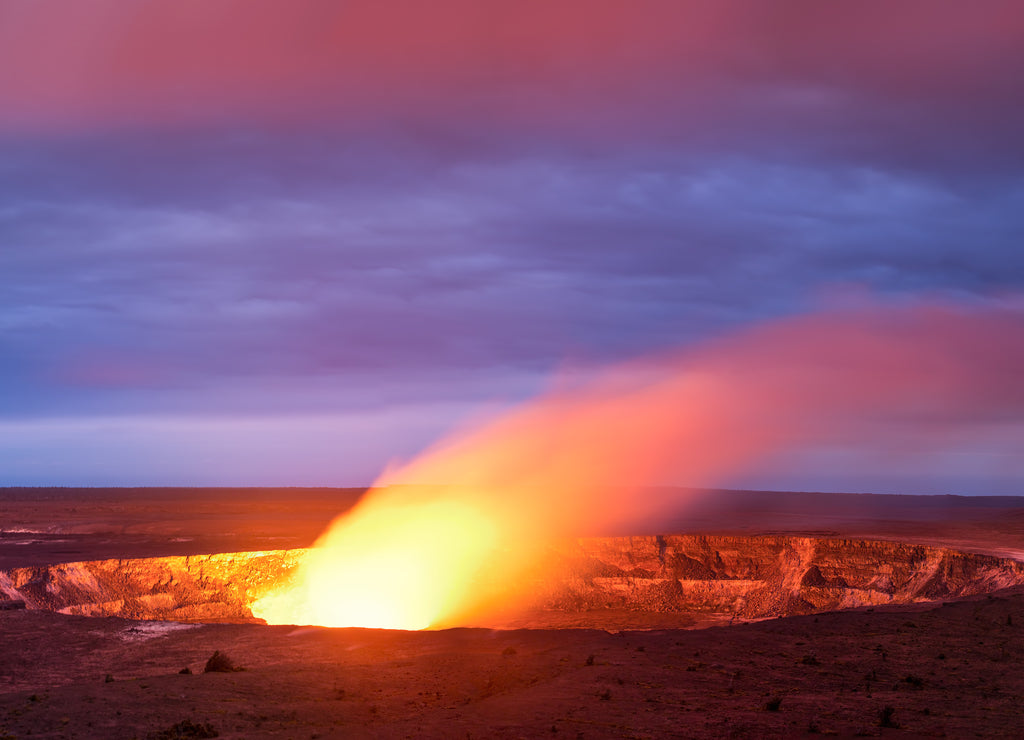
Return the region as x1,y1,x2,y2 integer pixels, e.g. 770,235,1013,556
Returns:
0,550,304,621
2,536,1022,624
535,535,1024,618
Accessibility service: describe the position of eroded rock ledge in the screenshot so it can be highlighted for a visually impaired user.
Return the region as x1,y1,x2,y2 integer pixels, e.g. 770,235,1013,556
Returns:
2,535,1023,624
0,550,306,622
533,535,1024,618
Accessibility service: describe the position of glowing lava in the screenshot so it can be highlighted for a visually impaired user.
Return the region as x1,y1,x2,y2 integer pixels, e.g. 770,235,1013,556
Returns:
251,496,498,629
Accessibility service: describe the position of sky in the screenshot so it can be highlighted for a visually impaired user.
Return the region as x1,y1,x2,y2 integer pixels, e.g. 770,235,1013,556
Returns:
2,1,1024,492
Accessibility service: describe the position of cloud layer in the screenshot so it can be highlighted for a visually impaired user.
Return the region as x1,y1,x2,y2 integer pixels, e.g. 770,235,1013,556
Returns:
1,2,1023,489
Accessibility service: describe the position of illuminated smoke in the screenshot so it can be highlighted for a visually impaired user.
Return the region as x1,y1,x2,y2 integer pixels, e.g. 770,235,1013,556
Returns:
252,301,1024,629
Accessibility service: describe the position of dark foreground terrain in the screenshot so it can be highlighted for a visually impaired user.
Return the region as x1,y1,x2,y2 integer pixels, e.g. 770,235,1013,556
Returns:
3,590,1024,739
2,487,1024,738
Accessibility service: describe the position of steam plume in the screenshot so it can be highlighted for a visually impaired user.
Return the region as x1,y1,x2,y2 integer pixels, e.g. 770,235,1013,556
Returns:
253,300,1024,629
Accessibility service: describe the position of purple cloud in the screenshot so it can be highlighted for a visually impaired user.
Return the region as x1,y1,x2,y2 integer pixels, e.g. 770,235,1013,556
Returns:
1,3,1023,489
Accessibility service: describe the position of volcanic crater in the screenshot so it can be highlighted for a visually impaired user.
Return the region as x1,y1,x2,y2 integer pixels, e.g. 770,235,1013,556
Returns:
4,534,1023,629
6,489,1024,738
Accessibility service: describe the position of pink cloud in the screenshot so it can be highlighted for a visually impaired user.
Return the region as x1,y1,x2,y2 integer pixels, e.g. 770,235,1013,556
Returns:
4,2,1020,134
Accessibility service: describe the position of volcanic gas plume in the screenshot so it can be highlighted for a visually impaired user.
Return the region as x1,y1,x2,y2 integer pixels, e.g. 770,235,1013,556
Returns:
251,302,1024,630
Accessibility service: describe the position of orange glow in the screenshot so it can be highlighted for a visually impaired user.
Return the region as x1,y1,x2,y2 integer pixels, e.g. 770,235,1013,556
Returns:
251,496,498,629
250,371,734,630
253,302,1024,630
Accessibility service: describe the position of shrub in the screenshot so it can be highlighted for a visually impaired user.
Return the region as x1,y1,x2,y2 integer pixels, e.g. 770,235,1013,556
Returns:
203,651,241,673
879,705,899,728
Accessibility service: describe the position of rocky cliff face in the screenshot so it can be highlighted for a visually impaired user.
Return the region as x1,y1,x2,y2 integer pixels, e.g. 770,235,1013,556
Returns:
2,536,1022,624
0,550,304,622
533,535,1024,618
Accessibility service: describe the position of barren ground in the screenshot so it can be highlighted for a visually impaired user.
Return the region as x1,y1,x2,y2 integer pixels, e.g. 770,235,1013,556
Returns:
2,488,1024,739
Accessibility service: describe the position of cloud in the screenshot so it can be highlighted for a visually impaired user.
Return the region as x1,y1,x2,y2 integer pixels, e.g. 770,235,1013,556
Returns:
3,140,1024,416
2,2,1022,176
1,3,1023,489
0,408,472,486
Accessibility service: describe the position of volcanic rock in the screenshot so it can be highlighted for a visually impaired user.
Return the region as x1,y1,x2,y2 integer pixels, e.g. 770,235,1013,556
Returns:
2,535,1022,626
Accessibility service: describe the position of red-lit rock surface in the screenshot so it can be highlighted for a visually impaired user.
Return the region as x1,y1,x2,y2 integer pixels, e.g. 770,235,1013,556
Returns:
536,535,1024,619
0,550,305,622
3,535,1023,627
